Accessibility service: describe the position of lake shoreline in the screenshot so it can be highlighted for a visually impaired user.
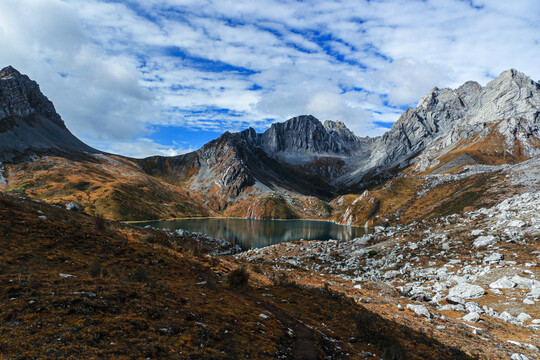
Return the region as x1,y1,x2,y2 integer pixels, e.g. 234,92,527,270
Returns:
126,216,364,228
133,217,370,250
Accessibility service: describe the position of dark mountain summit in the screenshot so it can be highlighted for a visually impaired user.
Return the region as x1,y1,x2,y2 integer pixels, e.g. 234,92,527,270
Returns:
0,66,97,162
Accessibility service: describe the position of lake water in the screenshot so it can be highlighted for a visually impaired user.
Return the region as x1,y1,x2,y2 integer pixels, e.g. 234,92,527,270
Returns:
138,217,369,250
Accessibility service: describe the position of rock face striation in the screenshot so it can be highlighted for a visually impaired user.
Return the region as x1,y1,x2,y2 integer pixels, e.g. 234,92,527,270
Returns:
340,69,540,187
255,115,373,164
0,66,96,162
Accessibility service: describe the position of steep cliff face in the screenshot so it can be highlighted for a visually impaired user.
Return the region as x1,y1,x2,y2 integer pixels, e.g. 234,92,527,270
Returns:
0,66,96,162
257,115,372,165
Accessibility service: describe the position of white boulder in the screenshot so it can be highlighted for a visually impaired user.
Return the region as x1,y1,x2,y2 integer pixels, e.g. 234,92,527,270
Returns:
462,312,480,323
406,304,431,319
473,235,498,248
489,277,516,289
447,283,486,300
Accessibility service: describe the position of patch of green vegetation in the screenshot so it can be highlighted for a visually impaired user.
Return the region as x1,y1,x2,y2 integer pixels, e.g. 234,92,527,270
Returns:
16,182,32,195
319,200,333,215
433,190,483,218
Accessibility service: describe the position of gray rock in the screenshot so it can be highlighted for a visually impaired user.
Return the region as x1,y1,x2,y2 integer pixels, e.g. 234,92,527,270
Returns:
447,283,486,300
406,304,431,319
510,354,529,360
507,220,526,227
517,313,532,323
499,311,515,322
511,275,540,289
465,302,483,314
66,201,80,211
462,312,480,323
446,296,466,305
489,277,516,289
483,252,504,264
384,270,401,279
473,235,499,248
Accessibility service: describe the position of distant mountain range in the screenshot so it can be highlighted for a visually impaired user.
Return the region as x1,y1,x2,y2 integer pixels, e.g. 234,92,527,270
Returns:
1,65,539,223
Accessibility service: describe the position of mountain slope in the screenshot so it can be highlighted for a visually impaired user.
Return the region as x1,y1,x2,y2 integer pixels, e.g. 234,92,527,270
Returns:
1,65,539,224
340,69,540,189
0,66,211,220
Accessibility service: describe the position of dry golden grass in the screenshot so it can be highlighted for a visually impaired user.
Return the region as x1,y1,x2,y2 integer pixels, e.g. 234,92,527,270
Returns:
0,193,477,359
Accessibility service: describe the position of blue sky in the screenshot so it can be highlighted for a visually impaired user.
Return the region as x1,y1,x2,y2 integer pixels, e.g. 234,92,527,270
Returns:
1,0,539,157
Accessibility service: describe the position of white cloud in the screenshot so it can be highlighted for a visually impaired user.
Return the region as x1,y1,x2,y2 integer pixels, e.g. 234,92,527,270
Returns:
93,137,195,158
1,0,539,156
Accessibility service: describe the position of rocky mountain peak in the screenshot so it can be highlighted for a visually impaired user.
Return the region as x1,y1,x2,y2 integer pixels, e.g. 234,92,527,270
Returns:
0,65,21,79
0,66,96,162
258,115,369,165
341,68,540,188
0,65,64,128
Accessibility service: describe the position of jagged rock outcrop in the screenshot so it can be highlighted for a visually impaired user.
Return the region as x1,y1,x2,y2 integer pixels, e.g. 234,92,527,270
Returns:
340,69,540,187
0,66,96,162
257,115,372,164
139,115,369,206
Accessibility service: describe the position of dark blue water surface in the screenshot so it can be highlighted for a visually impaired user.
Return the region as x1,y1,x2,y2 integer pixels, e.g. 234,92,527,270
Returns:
137,217,368,250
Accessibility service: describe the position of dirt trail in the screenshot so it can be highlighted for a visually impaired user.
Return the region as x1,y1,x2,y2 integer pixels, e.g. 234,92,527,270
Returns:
242,293,319,360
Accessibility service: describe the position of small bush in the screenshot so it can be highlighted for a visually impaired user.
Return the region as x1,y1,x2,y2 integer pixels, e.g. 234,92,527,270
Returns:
150,280,170,293
141,233,155,243
89,260,109,278
250,264,263,274
128,266,151,283
205,273,217,290
227,266,249,288
0,196,15,208
269,272,300,289
381,341,406,360
368,250,377,257
94,214,107,231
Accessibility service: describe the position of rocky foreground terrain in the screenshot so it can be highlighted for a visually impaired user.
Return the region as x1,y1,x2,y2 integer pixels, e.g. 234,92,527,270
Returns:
0,193,482,359
238,156,540,359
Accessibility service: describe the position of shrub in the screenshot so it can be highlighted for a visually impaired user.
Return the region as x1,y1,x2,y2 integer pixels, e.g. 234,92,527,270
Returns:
227,266,249,288
205,272,217,290
89,260,109,278
128,266,151,283
94,214,107,231
141,233,155,243
368,250,377,257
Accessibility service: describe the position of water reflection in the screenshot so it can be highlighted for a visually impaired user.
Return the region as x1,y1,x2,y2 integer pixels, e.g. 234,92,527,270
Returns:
138,218,368,250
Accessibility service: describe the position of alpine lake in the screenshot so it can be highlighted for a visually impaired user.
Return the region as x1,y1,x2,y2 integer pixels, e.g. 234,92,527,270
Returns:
137,217,369,250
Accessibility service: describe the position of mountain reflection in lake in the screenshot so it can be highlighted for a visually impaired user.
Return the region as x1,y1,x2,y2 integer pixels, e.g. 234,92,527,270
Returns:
138,218,369,250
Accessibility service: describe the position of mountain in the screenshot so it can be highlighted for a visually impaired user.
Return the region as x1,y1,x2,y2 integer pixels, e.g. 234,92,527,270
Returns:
332,69,540,225
138,115,369,209
339,69,540,189
0,66,97,162
0,66,210,220
256,115,372,164
1,65,539,224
